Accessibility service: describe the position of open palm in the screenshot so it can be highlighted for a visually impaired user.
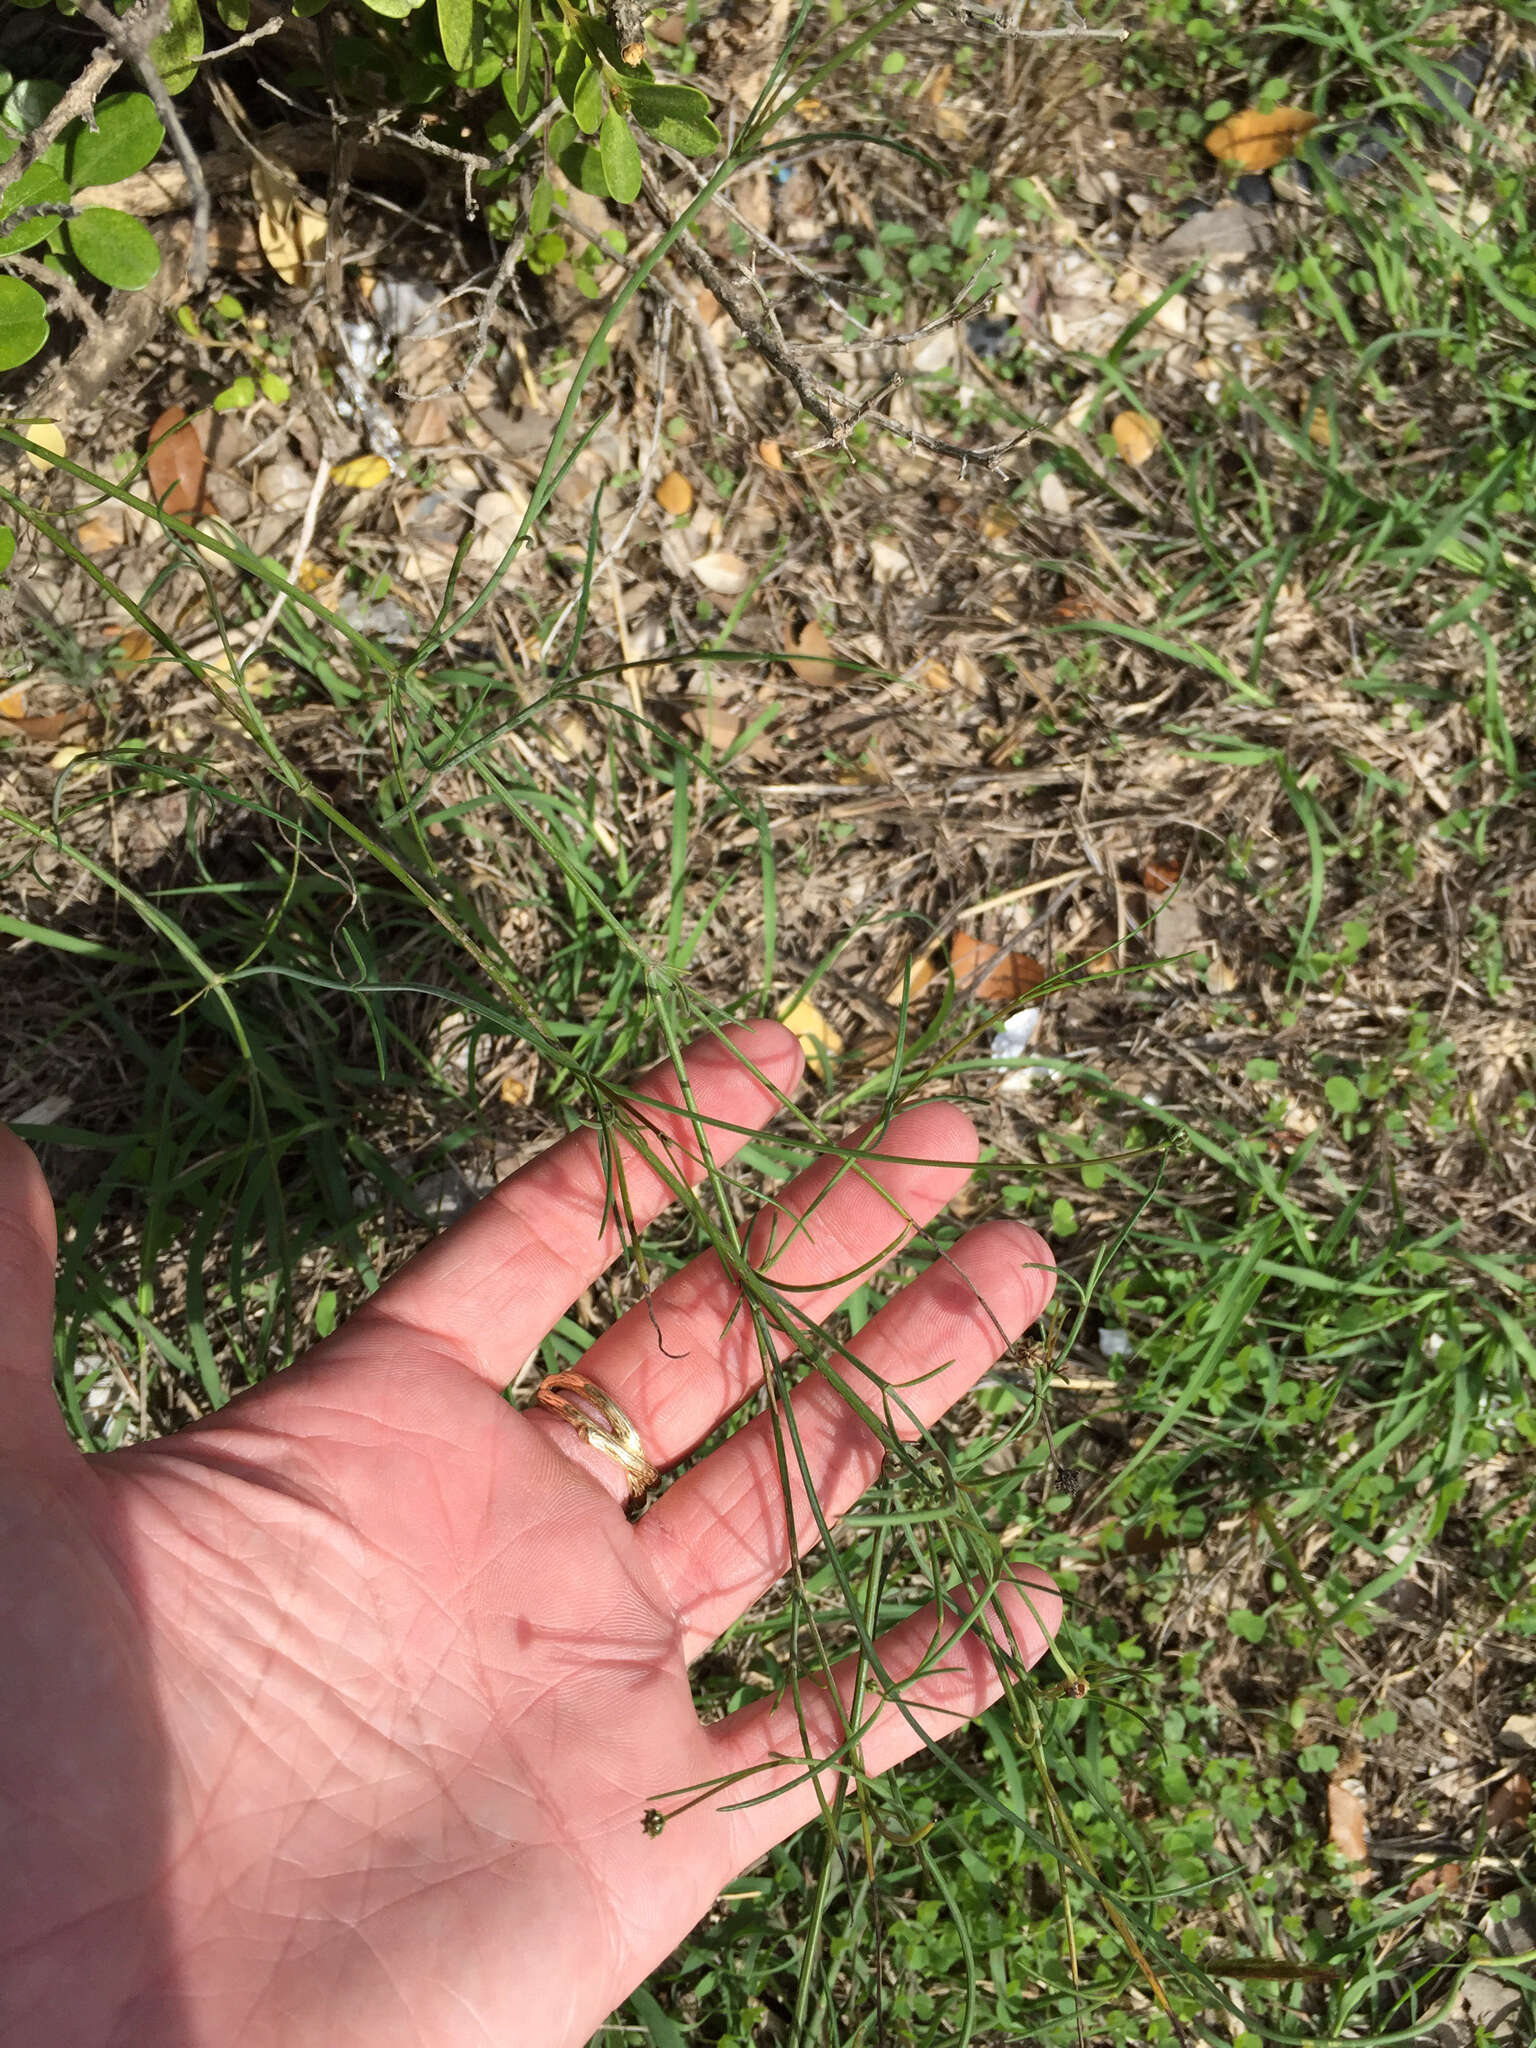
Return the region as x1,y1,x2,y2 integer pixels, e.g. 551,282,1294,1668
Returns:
0,1020,1057,2048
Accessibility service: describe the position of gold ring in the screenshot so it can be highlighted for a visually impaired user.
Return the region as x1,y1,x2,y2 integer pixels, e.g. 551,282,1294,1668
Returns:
535,1371,658,1512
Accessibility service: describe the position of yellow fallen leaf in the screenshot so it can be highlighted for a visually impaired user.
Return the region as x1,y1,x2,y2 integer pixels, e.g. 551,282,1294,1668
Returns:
1111,411,1163,466
1205,105,1319,173
886,949,939,1005
330,454,391,490
784,617,844,684
757,438,784,470
0,684,27,718
917,659,952,692
251,159,327,286
1307,403,1333,450
22,422,66,472
656,469,693,517
779,994,843,1062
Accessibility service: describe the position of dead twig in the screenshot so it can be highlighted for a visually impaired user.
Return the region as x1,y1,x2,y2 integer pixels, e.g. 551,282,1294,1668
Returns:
245,462,329,660
639,172,841,433
926,0,1128,38
0,44,122,204
659,272,747,434
608,0,648,68
189,17,282,65
0,253,105,342
72,0,211,289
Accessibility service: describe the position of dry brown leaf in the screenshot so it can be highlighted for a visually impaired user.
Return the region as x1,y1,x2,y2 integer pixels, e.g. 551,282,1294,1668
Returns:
1143,859,1181,897
681,704,776,763
1327,1780,1371,1880
403,398,453,448
695,287,721,324
1112,411,1163,467
109,627,157,664
1489,1773,1532,1833
0,706,90,742
1406,1863,1463,1902
757,438,784,470
691,549,751,596
917,659,952,692
922,62,952,106
952,931,1046,1007
784,617,847,684
251,160,327,286
656,470,693,517
779,994,843,1063
1205,105,1319,172
146,405,211,521
75,512,127,555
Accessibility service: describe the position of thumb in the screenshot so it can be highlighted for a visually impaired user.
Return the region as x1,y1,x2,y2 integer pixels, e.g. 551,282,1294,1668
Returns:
0,1126,63,1451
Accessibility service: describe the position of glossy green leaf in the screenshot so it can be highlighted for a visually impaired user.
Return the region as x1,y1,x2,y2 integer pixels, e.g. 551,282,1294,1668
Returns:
572,62,604,136
214,375,257,410
556,137,611,198
553,33,586,116
0,161,69,254
65,207,161,290
437,0,472,71
599,109,641,204
625,82,720,157
353,0,424,16
0,276,48,370
0,526,15,575
152,0,205,93
215,0,252,27
2,79,63,136
514,0,533,110
63,93,164,191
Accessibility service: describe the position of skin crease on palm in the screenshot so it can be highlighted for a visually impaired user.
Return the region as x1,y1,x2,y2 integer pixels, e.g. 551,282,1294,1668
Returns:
0,1019,1058,2048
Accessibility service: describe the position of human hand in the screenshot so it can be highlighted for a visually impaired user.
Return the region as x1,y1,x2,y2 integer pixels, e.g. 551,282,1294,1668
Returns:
0,1019,1057,2048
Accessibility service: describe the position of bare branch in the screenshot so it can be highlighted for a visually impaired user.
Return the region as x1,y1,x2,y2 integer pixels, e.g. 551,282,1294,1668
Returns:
608,0,648,68
0,252,105,341
0,45,122,205
189,17,282,65
72,0,212,289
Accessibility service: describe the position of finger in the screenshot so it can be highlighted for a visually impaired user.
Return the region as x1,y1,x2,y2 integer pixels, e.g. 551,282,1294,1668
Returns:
640,1219,1054,1660
705,1565,1060,1870
313,1020,804,1392
0,1125,64,1453
523,1101,978,1498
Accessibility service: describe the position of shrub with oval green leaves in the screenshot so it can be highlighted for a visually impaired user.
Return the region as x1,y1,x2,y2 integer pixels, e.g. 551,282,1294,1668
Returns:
0,86,166,369
0,0,722,376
